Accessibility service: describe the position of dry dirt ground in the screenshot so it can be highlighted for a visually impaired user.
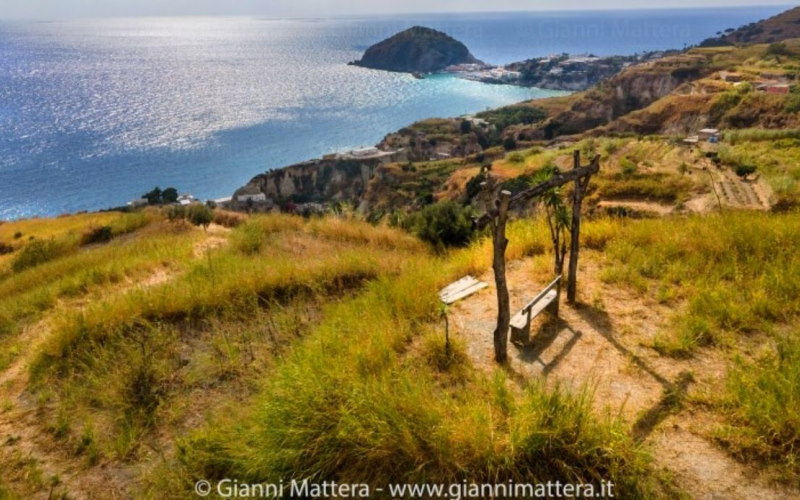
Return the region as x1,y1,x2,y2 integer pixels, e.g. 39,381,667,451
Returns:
449,254,799,500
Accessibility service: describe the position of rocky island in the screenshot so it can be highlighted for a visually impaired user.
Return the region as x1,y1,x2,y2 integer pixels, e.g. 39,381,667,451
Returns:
350,26,482,73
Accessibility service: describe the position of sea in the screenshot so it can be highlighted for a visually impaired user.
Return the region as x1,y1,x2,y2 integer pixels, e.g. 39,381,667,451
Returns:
0,6,790,219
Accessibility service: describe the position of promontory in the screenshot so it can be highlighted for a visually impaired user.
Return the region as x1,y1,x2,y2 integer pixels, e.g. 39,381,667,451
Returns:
350,26,482,73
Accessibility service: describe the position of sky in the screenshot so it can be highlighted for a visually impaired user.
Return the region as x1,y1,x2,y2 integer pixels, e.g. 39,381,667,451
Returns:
0,0,795,19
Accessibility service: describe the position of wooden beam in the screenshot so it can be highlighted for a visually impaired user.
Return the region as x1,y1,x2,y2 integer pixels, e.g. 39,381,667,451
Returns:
473,157,600,231
567,154,597,303
491,190,512,364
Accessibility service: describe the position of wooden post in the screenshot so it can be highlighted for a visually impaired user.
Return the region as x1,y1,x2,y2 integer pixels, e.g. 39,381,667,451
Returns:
491,190,512,363
567,153,595,303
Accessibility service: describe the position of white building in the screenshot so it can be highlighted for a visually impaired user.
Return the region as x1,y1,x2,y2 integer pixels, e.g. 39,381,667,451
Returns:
236,193,268,203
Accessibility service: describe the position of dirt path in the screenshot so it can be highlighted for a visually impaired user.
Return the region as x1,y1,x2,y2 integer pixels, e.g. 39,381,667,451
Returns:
448,254,798,499
597,200,675,216
0,228,230,499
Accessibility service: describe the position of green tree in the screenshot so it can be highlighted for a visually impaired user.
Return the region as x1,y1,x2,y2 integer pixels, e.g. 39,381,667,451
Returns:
162,187,179,203
143,187,162,205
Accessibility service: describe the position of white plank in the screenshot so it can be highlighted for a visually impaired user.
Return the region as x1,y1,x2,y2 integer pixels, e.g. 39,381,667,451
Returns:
438,275,480,300
440,281,488,304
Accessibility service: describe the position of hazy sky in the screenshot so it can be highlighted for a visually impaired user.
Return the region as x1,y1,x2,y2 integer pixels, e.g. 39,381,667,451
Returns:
1,0,794,19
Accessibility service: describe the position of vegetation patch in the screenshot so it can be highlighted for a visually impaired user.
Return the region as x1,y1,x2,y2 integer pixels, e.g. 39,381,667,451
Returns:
716,333,800,484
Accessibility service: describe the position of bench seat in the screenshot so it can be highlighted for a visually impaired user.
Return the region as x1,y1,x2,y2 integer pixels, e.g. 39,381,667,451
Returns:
510,289,557,330
509,275,562,343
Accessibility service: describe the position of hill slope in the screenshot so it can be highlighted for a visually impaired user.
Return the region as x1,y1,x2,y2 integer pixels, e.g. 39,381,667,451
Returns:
702,6,800,45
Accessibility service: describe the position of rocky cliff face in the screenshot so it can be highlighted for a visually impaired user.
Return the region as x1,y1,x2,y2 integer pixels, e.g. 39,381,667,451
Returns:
351,26,481,73
536,55,709,139
231,159,381,211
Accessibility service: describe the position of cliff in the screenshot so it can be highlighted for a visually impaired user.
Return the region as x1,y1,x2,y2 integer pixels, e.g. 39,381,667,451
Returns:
504,52,675,91
530,54,711,139
351,26,481,73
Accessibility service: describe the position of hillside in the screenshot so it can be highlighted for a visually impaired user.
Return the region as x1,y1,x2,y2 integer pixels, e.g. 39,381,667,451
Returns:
1,200,800,498
351,26,482,73
5,9,800,499
701,6,800,45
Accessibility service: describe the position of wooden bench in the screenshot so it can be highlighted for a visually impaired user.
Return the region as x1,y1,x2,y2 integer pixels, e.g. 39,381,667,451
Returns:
510,275,561,343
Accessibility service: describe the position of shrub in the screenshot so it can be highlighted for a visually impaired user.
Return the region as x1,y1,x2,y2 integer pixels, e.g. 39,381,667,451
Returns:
0,242,13,255
465,171,488,200
166,205,186,222
734,164,757,178
503,137,517,151
11,239,70,273
186,205,213,230
405,201,474,249
212,210,247,228
620,157,638,176
477,105,546,130
507,152,525,163
81,226,114,245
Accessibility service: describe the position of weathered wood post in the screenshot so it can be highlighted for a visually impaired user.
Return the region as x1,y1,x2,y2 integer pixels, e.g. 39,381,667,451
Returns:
491,190,512,364
566,152,598,303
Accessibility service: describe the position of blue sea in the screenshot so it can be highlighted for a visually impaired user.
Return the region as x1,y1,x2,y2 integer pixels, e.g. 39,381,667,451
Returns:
0,6,789,219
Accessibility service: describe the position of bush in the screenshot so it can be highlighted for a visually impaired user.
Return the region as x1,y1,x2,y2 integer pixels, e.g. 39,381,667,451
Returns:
166,205,187,221
620,157,638,176
405,201,474,249
477,105,547,130
507,152,525,163
465,171,488,200
503,137,517,151
734,164,757,178
212,210,247,228
81,226,114,245
187,204,213,230
11,239,70,273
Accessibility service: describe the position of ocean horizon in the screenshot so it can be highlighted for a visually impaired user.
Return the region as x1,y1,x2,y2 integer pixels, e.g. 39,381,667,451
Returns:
0,6,789,219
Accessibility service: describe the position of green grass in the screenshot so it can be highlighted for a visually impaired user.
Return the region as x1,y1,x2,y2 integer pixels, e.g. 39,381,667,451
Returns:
716,333,800,483
598,212,800,357
594,173,692,203
13,208,800,496
25,214,432,465
149,219,669,498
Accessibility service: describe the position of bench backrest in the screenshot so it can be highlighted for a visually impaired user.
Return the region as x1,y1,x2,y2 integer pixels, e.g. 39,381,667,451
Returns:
522,275,562,313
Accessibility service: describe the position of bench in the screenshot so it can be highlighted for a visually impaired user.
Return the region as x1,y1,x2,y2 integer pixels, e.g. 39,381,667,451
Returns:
510,275,562,343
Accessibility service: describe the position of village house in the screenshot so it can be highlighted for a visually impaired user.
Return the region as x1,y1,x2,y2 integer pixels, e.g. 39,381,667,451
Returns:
127,197,148,208
698,128,720,141
177,194,197,206
719,71,743,83
758,83,791,94
324,147,404,164
236,192,267,203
